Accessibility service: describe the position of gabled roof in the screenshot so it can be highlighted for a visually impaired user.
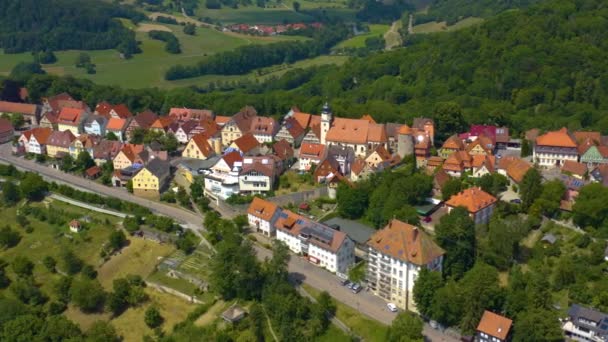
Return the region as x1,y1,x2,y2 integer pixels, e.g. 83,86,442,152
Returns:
367,219,444,266
427,156,444,168
57,107,85,125
443,150,472,172
578,137,596,155
26,127,53,144
215,115,231,126
133,110,158,129
232,133,259,153
466,137,493,154
145,158,170,178
574,131,601,144
445,187,497,213
385,123,403,138
292,111,312,129
230,106,257,132
272,139,294,160
189,133,214,157
561,160,587,177
169,107,213,121
326,118,369,145
351,158,368,175
476,311,512,341
222,151,243,169
535,127,577,148
47,130,76,148
0,101,38,115
118,144,145,163
361,114,376,123
241,157,276,177
84,114,107,127
369,145,391,162
300,142,326,158
434,169,451,188
111,104,132,119
497,156,531,183
106,118,127,131
281,117,305,138
367,123,387,143
95,102,131,119
151,116,175,130
442,134,465,150
274,209,349,253
250,116,278,135
178,120,199,135
93,140,122,159
471,154,495,172
412,117,434,130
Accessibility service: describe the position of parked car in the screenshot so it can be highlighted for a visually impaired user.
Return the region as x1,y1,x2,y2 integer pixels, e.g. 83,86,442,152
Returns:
387,303,398,312
423,216,432,223
347,282,355,289
351,283,362,293
340,279,350,286
510,199,522,204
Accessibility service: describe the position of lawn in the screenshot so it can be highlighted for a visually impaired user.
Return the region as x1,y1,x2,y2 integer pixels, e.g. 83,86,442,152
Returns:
0,20,310,88
303,284,389,342
317,324,352,341
335,24,390,49
275,170,320,196
411,17,484,34
97,237,175,289
111,288,198,340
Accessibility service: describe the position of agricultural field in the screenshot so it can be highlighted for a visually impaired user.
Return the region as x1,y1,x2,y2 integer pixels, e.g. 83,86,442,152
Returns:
0,20,310,89
335,24,390,49
411,16,484,34
195,0,353,24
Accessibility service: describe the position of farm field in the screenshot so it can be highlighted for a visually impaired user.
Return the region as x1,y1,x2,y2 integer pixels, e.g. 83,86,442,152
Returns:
195,0,353,24
335,24,390,49
411,16,484,34
0,21,308,88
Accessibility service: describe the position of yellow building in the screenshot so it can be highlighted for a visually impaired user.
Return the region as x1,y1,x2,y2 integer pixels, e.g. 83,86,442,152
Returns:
46,130,75,158
132,158,170,199
184,133,215,160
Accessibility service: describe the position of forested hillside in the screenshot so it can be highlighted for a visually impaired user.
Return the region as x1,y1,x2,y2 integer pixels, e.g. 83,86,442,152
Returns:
0,0,144,53
415,0,542,25
5,0,608,137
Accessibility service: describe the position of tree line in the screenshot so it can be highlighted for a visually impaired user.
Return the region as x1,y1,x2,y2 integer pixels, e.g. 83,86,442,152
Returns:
413,0,541,26
0,0,144,54
148,30,181,54
164,24,349,80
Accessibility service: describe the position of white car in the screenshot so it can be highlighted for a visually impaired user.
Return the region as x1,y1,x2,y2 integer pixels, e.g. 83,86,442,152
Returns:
387,303,398,312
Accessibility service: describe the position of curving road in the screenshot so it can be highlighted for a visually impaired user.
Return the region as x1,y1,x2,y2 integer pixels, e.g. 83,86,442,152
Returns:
0,143,459,340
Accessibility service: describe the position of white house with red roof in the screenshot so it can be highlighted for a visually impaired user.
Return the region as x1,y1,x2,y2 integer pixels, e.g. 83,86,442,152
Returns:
247,197,281,236
274,209,355,273
57,107,89,136
533,127,579,168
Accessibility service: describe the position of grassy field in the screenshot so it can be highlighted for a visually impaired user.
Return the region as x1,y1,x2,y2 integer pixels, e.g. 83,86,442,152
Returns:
0,21,310,88
195,0,353,24
335,24,390,49
411,17,484,34
303,284,389,342
97,238,175,289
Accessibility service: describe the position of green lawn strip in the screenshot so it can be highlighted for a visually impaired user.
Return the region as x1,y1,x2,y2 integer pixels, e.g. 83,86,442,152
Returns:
335,24,390,49
302,284,389,342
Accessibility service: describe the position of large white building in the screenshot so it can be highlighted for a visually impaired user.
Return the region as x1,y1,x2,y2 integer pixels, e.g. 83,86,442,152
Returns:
533,127,579,168
366,219,445,312
274,209,355,274
203,151,242,201
238,156,277,194
247,197,281,237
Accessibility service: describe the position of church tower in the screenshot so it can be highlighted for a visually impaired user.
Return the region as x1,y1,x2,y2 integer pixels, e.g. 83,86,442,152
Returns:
320,102,332,145
397,124,414,158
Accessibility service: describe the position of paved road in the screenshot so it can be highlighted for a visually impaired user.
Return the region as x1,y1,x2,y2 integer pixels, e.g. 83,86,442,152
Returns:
0,143,458,341
0,144,203,231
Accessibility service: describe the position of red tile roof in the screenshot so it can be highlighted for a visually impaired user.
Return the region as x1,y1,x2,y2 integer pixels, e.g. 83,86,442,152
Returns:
250,116,278,135
574,131,601,144
561,160,587,177
0,101,37,115
232,133,259,153
27,127,53,144
189,133,214,157
476,311,512,341
133,110,158,129
247,197,279,222
326,118,369,145
57,107,85,125
222,151,244,169
169,107,213,121
282,117,305,138
445,187,497,213
272,139,294,160
300,142,326,159
292,111,312,129
535,127,577,148
497,156,531,183
47,130,76,148
106,118,127,131
442,134,465,150
367,219,445,266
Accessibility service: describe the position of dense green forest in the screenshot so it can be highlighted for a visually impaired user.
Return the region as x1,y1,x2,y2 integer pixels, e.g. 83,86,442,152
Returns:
0,0,144,53
165,25,349,80
415,0,542,25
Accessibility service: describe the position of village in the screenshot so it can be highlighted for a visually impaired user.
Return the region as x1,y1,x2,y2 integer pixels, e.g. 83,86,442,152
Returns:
1,93,608,342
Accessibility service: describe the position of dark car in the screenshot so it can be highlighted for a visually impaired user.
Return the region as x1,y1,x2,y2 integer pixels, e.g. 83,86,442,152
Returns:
510,199,522,204
423,216,432,223
340,279,350,286
351,283,362,293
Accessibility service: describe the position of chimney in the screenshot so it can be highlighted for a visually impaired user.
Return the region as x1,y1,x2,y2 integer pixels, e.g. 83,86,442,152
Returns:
413,226,419,241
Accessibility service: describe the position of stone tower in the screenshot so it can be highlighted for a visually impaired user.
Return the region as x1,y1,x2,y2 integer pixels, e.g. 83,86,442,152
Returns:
397,124,414,158
320,102,332,145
